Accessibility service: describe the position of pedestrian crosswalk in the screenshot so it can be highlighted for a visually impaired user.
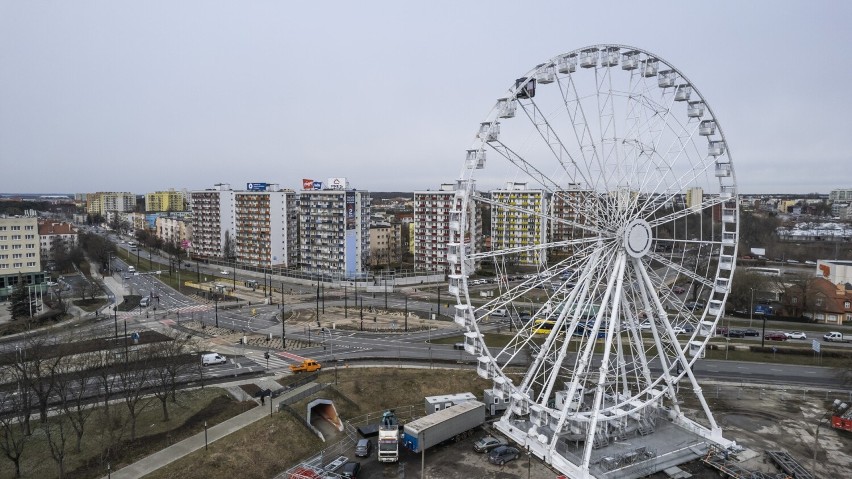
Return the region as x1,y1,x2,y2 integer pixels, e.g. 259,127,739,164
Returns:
242,349,306,370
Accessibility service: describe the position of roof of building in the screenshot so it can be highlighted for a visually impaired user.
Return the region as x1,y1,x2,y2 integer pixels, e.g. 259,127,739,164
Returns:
37,221,77,236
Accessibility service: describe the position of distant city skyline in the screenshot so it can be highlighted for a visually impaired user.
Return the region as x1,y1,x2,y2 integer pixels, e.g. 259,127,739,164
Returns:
2,1,851,195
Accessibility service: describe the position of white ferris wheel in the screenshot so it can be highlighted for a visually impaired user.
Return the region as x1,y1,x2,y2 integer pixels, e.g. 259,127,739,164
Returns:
449,45,739,478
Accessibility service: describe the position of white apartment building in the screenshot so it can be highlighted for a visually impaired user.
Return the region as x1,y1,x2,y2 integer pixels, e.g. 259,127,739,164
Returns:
234,189,297,268
490,182,550,267
0,216,43,299
299,189,370,277
413,184,482,273
190,185,235,260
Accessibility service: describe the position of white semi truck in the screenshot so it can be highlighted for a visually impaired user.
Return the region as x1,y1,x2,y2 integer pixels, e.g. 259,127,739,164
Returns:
377,410,400,463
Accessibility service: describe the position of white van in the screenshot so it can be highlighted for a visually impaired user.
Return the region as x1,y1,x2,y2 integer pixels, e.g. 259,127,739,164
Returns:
139,297,150,307
201,353,227,366
128,266,136,273
491,308,509,317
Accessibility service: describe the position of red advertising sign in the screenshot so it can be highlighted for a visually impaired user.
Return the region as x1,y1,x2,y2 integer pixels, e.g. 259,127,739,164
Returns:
302,178,314,190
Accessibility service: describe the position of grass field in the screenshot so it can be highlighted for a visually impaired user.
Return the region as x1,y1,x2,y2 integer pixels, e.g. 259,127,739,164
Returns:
0,388,255,479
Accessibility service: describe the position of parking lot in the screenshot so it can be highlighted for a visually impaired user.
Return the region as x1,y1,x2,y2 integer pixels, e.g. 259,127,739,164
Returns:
333,425,566,479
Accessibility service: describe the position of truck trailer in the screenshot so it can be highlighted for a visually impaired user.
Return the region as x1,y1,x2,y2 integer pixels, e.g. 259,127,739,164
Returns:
402,400,485,454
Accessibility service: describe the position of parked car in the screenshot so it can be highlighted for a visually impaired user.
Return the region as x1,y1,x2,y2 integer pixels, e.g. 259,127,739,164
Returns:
473,435,508,453
339,461,361,478
354,438,372,458
743,329,760,337
220,270,230,275
785,331,807,340
672,325,688,335
672,286,686,294
765,332,787,341
488,445,520,465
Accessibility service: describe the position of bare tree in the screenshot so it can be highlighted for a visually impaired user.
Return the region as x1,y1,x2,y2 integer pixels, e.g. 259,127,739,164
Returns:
118,351,152,441
15,336,61,424
148,333,195,421
42,404,72,478
0,365,30,478
55,356,97,453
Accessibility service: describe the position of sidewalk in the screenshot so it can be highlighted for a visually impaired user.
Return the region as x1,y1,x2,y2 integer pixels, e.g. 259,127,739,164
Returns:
105,379,318,479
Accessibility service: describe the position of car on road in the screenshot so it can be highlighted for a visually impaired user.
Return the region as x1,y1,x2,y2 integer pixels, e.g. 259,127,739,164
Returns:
685,301,706,311
785,331,807,340
743,329,760,337
765,332,787,341
725,329,745,338
672,325,688,335
488,445,520,465
473,435,508,453
672,286,686,294
220,270,230,275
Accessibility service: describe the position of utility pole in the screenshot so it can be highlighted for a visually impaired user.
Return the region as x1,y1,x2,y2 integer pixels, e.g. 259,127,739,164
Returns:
405,296,408,332
196,261,200,283
344,285,348,318
214,294,219,328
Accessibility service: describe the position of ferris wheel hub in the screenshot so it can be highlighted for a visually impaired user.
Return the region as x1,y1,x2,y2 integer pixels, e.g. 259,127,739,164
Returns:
623,219,653,258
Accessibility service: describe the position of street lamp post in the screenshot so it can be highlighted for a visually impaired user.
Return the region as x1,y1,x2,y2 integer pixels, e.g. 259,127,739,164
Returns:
749,287,755,327
214,293,219,328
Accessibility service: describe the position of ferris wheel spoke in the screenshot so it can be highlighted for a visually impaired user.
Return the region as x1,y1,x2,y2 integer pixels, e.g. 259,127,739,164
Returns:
487,141,562,193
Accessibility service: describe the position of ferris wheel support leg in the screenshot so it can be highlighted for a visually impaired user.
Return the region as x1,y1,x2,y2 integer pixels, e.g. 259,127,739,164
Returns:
581,253,627,472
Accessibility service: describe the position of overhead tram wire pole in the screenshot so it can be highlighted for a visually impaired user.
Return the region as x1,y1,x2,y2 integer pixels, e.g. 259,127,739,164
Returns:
749,287,755,327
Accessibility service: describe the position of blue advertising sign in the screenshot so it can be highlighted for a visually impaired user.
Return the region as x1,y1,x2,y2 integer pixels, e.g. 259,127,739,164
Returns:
312,181,323,190
246,183,268,191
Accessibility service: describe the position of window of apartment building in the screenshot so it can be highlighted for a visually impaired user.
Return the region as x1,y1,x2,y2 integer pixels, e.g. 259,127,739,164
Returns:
0,264,7,269
0,235,5,240
13,262,22,268
11,235,21,240
24,225,33,230
25,234,34,239
26,244,34,249
11,226,20,230
0,254,6,259
0,226,5,230
26,262,35,267
26,253,35,258
12,253,22,259
11,245,20,250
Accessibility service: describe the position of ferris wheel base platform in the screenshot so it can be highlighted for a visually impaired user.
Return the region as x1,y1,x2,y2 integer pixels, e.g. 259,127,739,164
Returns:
494,415,730,479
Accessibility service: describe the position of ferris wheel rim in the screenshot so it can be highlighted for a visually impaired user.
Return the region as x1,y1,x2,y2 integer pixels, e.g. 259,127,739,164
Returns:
453,44,739,418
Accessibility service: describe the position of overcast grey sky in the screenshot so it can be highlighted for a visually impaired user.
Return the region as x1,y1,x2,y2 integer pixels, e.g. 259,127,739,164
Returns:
1,1,850,195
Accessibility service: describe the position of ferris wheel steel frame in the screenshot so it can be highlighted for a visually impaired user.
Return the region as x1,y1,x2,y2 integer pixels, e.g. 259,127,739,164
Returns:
448,45,739,479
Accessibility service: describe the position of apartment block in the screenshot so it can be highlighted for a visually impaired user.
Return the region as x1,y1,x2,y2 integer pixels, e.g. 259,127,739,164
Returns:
369,220,402,267
86,192,135,216
490,182,550,267
298,189,370,277
414,184,480,273
0,216,43,299
155,216,192,249
190,185,235,260
234,189,297,268
550,185,594,260
145,189,187,212
38,221,78,260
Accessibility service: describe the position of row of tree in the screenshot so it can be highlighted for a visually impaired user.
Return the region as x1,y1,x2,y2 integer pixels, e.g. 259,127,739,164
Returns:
0,331,201,478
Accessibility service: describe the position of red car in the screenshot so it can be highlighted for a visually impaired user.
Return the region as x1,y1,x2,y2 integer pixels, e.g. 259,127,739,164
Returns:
764,332,787,341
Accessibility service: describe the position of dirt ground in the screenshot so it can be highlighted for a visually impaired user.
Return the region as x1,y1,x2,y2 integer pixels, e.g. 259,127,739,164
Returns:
674,386,852,478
